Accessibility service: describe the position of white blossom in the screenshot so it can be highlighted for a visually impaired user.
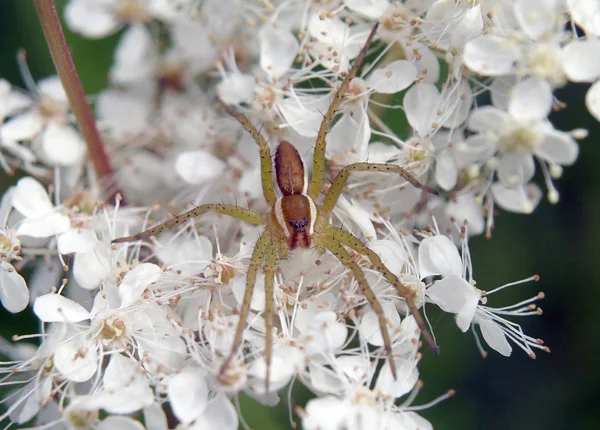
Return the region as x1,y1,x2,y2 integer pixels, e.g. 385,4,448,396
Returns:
0,1,590,428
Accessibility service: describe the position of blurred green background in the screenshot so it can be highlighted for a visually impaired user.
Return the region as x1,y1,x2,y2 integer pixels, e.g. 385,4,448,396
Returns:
1,1,599,429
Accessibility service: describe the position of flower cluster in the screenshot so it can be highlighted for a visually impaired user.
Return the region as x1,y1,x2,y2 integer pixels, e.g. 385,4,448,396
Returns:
0,0,593,428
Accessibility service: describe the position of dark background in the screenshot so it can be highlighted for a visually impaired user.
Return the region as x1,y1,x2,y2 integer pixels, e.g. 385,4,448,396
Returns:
0,1,598,429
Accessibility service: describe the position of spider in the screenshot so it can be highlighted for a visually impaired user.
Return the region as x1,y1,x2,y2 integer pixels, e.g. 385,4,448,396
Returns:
113,23,439,389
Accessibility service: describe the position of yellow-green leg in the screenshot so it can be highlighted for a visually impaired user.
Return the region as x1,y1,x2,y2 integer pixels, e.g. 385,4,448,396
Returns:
307,24,380,199
221,103,277,205
112,204,262,243
220,232,271,377
328,226,440,355
320,234,398,379
262,242,277,391
323,162,439,214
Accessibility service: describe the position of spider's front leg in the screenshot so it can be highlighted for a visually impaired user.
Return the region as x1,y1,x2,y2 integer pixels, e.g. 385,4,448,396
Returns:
328,226,440,355
307,23,380,199
318,233,399,379
323,162,439,214
112,204,263,243
220,103,277,205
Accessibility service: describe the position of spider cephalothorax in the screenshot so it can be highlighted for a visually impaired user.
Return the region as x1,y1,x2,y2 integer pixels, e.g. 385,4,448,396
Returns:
113,23,439,390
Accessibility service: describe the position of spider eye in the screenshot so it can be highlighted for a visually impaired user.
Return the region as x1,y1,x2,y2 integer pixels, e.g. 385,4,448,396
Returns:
288,218,309,233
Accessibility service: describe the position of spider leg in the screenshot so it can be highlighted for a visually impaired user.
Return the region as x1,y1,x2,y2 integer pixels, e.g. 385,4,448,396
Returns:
220,231,270,378
320,234,398,379
307,23,380,199
323,162,438,213
263,241,277,392
220,103,277,205
327,226,440,355
112,204,262,243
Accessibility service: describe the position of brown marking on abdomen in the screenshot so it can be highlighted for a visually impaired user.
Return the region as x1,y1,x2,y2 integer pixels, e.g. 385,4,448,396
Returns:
275,141,305,196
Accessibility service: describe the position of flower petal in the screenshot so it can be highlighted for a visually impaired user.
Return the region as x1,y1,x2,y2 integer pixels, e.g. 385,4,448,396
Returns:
0,262,29,313
192,395,238,430
477,314,512,356
359,303,400,347
39,124,86,166
508,77,552,122
57,229,97,254
168,368,209,424
467,106,510,134
216,73,255,105
514,0,558,40
497,153,535,186
418,235,462,278
260,25,299,78
73,243,112,290
562,39,600,82
96,417,144,430
435,151,458,191
368,240,406,276
403,83,440,136
535,130,579,165
33,293,90,322
54,336,98,382
119,263,162,307
345,0,389,18
426,274,480,315
17,213,71,238
367,60,417,94
64,0,121,38
586,80,600,122
463,35,520,76
491,183,542,214
12,177,53,219
0,111,43,141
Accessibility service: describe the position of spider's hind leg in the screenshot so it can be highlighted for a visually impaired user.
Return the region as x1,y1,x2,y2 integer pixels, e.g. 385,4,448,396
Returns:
328,226,439,355
219,232,271,383
320,233,398,379
262,241,277,392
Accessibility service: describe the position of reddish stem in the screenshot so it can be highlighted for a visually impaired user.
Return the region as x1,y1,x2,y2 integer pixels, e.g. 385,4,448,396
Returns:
34,0,122,202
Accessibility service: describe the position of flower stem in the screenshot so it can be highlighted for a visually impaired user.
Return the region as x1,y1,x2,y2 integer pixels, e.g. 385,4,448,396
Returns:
34,0,122,202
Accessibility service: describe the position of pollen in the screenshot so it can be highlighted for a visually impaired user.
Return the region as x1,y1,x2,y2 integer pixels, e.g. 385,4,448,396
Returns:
498,126,543,153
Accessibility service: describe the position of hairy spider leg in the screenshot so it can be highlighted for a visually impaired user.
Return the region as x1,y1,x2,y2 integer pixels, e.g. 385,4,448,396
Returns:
319,233,398,379
328,226,440,355
262,242,278,391
111,204,263,243
323,163,439,214
221,103,278,205
307,23,380,199
219,232,271,379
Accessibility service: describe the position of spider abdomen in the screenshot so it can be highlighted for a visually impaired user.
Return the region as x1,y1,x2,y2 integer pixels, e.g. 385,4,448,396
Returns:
275,140,306,196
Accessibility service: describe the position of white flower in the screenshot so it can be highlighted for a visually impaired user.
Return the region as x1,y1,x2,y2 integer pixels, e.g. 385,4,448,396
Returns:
561,38,600,121
464,78,579,207
0,76,85,166
302,323,434,430
418,229,548,358
77,354,154,414
65,0,196,38
11,177,71,238
306,14,370,72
